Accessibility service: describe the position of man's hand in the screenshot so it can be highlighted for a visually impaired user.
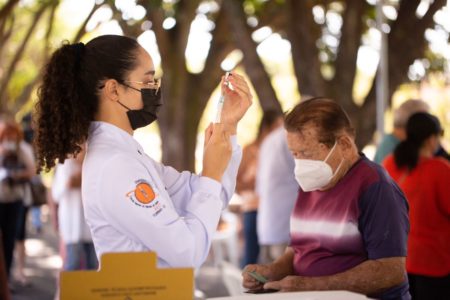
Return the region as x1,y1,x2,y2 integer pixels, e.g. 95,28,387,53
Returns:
242,264,273,291
242,248,296,292
263,275,305,292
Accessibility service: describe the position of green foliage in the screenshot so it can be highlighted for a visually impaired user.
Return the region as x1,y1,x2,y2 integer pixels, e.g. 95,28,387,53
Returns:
1,0,449,153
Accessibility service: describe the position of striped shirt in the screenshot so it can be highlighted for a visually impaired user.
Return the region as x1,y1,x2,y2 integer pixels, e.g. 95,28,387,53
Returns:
290,155,410,300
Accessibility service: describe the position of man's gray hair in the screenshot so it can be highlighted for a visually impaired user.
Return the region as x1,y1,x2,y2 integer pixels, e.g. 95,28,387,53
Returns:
393,99,430,128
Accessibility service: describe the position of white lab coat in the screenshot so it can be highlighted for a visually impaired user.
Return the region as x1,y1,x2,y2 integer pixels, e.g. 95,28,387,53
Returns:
82,122,242,268
52,159,92,244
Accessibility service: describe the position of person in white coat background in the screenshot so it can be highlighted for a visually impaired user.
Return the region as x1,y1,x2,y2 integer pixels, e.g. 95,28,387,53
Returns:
34,35,252,269
256,126,299,264
52,147,97,271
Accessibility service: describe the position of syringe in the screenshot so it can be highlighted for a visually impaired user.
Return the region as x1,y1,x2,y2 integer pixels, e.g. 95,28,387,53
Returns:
214,72,231,123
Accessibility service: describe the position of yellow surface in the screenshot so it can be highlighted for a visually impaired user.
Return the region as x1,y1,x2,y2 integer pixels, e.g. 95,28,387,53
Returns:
60,252,193,300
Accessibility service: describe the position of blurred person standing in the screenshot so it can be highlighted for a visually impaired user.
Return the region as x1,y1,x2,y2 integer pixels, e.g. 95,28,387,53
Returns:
0,120,34,280
21,113,43,234
374,99,429,164
236,110,283,268
256,123,299,264
14,115,37,286
52,147,97,271
383,112,450,300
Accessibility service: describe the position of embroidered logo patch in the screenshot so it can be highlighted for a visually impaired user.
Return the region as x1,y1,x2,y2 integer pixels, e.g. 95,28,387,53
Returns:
126,180,165,216
135,182,155,204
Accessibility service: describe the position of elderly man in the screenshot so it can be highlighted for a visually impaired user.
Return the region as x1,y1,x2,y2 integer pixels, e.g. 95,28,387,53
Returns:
242,98,410,300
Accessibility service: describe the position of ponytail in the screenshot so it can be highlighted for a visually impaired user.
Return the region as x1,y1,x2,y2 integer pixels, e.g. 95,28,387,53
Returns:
35,35,140,172
393,112,442,171
393,140,420,170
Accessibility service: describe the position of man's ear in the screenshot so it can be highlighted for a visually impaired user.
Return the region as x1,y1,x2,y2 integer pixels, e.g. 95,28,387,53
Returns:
103,79,120,102
337,134,356,159
337,134,353,151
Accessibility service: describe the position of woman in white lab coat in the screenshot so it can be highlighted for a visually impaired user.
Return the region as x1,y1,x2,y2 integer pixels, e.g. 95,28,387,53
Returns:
34,35,252,268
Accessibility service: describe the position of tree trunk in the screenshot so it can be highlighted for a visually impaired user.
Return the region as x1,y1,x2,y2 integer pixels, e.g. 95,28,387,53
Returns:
149,4,233,171
73,2,104,43
223,0,282,113
285,0,326,97
158,97,195,172
330,0,366,119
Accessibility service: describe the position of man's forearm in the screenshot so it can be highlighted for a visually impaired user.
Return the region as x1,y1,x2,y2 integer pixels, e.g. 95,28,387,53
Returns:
269,247,295,280
289,257,406,295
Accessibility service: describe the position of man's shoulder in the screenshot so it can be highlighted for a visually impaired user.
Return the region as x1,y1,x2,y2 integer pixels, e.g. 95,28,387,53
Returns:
353,156,385,184
345,156,401,202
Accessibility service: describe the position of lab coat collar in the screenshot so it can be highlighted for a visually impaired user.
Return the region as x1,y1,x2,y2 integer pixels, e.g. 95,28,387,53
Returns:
88,121,145,155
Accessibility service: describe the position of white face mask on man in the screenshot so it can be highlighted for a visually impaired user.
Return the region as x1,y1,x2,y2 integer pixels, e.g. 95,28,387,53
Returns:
294,141,343,192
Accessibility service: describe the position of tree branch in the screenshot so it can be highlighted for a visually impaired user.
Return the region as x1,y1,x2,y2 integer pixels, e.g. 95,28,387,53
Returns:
44,1,58,59
196,5,233,110
358,0,446,148
393,0,421,27
223,0,282,113
107,0,143,38
0,4,49,111
72,2,103,43
419,0,446,27
0,0,19,29
386,0,446,102
11,1,60,113
251,0,286,33
0,15,15,65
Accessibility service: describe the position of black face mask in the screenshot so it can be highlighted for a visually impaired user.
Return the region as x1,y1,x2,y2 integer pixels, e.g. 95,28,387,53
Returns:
118,87,162,130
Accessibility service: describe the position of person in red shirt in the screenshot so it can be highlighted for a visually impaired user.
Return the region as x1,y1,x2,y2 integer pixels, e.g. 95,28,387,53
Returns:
383,112,450,300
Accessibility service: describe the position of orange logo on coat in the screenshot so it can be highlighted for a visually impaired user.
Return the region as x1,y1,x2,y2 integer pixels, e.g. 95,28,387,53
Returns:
134,182,156,204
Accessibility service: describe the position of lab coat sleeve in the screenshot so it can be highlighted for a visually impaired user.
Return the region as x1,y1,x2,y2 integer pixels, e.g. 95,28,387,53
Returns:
154,136,242,214
96,153,223,268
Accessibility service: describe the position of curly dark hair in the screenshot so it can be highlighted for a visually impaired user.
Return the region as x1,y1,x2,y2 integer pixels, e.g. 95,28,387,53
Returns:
35,35,140,173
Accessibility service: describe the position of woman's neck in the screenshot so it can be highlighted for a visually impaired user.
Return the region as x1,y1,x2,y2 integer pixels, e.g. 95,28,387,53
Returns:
95,103,133,135
419,146,433,158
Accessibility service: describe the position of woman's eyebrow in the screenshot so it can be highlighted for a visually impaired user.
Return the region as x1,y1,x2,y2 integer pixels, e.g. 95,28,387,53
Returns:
144,70,155,75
